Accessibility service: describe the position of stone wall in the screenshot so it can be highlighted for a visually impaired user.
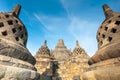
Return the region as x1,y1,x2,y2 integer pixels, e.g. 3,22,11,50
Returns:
35,40,90,80
57,57,89,80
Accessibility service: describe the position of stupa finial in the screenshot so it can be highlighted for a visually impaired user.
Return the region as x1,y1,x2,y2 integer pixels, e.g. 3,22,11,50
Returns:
12,4,21,17
103,4,113,19
76,40,80,48
44,40,47,46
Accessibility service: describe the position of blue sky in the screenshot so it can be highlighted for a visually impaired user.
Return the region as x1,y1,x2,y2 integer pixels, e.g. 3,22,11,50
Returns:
0,0,120,56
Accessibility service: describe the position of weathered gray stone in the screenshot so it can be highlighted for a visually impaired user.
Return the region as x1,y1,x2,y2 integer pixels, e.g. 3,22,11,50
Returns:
89,4,120,64
51,39,71,61
0,64,40,80
0,4,40,80
81,4,120,80
0,4,35,65
35,40,90,80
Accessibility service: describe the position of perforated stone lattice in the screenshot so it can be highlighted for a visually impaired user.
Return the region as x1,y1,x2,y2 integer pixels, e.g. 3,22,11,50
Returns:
0,12,27,46
97,15,120,48
88,4,120,65
37,40,51,56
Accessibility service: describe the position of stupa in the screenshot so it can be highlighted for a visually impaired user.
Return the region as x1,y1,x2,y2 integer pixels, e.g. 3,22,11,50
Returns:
0,4,39,80
35,39,90,80
35,40,51,57
51,39,71,62
72,40,89,58
55,40,89,80
35,40,55,80
81,4,120,80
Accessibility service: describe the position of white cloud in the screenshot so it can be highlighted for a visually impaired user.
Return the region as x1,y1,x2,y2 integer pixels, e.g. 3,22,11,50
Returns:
34,13,69,32
33,1,99,56
67,16,98,56
60,0,99,56
34,13,50,31
34,13,98,56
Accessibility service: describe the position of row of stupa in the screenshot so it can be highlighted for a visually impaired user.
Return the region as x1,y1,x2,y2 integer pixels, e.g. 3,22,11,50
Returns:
35,39,90,80
35,39,89,61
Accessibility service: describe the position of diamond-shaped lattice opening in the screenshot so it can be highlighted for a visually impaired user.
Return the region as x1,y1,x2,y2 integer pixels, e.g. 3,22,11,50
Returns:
12,28,16,33
0,22,4,27
5,15,9,18
15,20,18,23
111,28,116,33
115,21,120,25
108,37,112,42
19,27,22,31
108,20,111,23
104,26,108,31
102,34,105,38
7,20,13,25
2,31,7,36
15,37,19,41
98,32,100,35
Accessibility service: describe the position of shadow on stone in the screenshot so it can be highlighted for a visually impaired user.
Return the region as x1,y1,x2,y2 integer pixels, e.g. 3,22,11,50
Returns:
40,61,61,80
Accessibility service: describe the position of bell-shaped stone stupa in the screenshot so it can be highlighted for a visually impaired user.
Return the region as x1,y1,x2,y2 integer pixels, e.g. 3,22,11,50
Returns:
0,4,40,80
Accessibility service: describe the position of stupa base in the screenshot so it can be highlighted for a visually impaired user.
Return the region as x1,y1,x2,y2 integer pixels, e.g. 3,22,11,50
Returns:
81,57,120,80
0,55,40,80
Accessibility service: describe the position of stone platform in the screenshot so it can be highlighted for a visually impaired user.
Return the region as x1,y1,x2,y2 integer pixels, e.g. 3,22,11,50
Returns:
81,57,120,80
0,55,40,80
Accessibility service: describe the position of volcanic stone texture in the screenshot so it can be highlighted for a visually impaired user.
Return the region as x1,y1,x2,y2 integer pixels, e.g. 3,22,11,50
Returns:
35,40,90,80
0,4,40,80
35,40,54,80
81,4,120,80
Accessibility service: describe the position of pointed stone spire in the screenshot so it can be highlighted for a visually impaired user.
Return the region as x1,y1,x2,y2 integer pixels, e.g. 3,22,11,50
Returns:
76,40,80,48
52,39,71,61
43,40,47,47
12,4,21,17
56,39,66,48
103,4,113,19
72,40,89,57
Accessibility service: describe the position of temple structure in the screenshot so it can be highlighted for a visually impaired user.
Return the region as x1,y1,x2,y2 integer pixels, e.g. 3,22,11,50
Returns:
0,4,40,80
81,4,120,80
2,3,120,80
56,40,89,80
35,39,90,80
35,40,55,80
51,39,71,61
